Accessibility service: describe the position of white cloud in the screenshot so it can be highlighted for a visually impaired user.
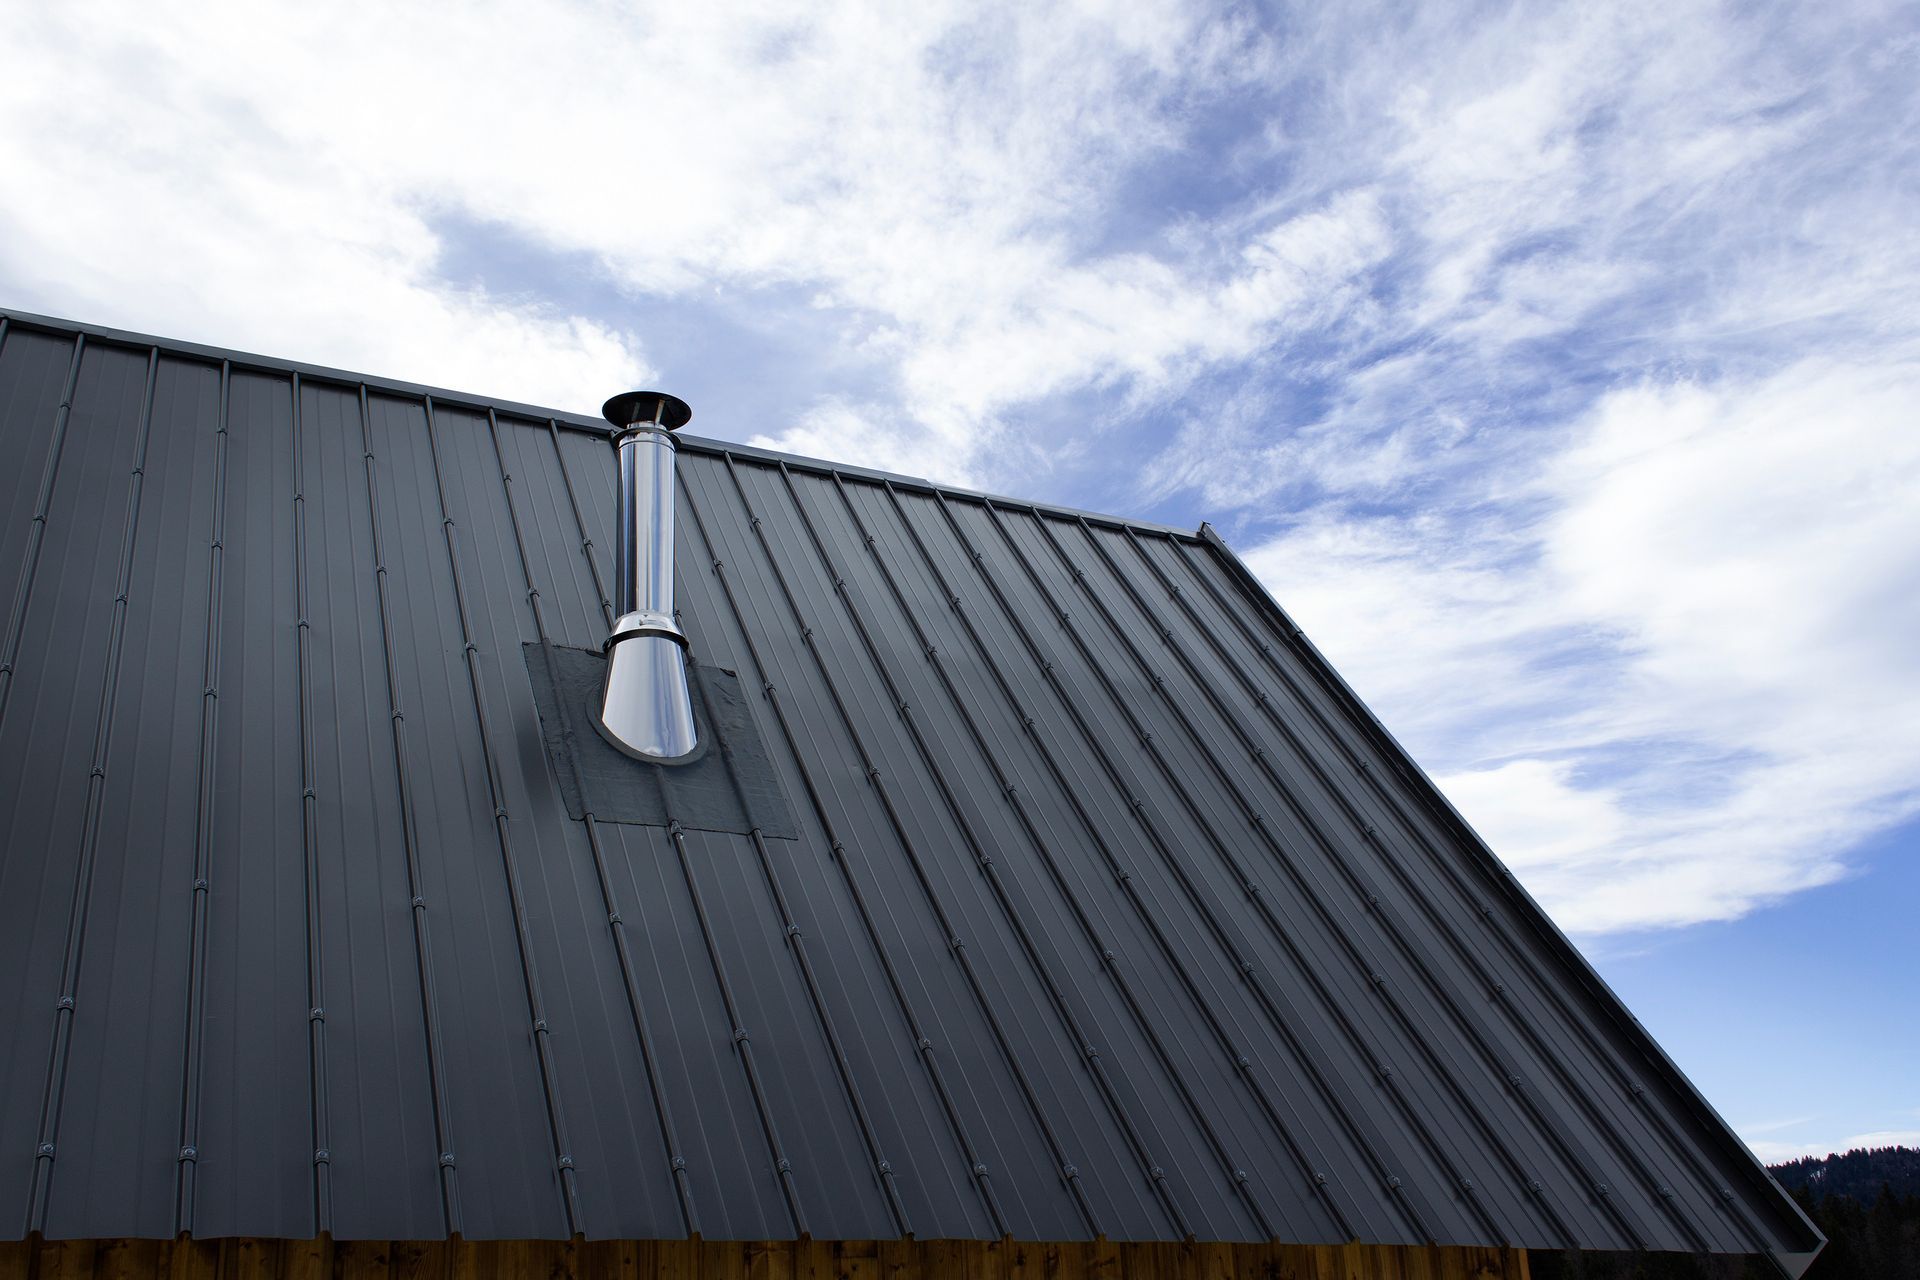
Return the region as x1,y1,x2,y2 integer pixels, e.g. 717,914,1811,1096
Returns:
1251,359,1920,933
0,0,1363,459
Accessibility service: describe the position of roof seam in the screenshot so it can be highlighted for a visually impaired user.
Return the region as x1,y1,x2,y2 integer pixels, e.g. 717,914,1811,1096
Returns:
291,373,336,1234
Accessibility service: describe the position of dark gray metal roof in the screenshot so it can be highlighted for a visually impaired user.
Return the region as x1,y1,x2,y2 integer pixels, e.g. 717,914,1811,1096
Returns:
0,309,1819,1266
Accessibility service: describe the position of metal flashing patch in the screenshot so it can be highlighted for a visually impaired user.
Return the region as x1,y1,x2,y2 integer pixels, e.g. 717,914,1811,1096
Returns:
523,642,797,836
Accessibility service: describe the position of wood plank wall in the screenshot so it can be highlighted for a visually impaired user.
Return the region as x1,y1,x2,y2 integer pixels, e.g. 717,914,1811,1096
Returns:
0,1238,1527,1280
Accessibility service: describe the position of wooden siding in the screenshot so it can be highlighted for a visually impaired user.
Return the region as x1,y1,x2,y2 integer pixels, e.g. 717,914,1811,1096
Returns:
0,1238,1526,1280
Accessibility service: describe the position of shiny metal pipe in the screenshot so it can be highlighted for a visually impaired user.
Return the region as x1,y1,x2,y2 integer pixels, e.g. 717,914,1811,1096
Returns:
597,392,698,760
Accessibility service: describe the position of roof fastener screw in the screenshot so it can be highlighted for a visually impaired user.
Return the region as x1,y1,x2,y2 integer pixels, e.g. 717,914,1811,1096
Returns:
1236,1056,1251,1067
1492,983,1505,995
1388,1176,1402,1189
309,1008,324,1021
733,1028,750,1043
877,1160,892,1173
973,1163,989,1176
1150,1167,1165,1181
1084,1045,1100,1058
179,1146,197,1162
440,1152,456,1167
533,1019,548,1032
1233,1170,1248,1183
1720,1187,1734,1200
36,1144,54,1158
1508,1075,1523,1087
777,1158,792,1173
1596,1183,1611,1195
1314,1172,1327,1185
671,1157,687,1171
412,896,426,908
557,1156,574,1169
1461,1179,1476,1191
1062,1165,1079,1179
918,1038,933,1050
608,912,623,924
57,996,73,1010
1528,1180,1543,1193
1659,1186,1674,1199
314,1149,330,1164
194,878,209,890
785,925,801,938
1101,949,1115,961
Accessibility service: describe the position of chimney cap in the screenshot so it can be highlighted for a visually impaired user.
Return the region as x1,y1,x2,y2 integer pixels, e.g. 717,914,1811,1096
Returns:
603,391,692,431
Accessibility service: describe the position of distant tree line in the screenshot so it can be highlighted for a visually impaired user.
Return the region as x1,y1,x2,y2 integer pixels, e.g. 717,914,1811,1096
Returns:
1529,1147,1919,1280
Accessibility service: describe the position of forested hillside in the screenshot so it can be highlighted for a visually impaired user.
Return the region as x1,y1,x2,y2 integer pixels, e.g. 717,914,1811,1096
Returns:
1530,1147,1919,1280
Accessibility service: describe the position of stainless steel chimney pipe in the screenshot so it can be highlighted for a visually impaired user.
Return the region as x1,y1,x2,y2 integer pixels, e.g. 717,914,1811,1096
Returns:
596,390,698,760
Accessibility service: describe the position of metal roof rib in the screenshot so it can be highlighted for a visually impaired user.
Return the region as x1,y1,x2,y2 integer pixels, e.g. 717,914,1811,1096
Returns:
171,358,231,1238
290,374,335,1234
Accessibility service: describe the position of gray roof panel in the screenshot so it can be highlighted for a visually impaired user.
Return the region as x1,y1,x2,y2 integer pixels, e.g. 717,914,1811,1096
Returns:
0,310,1821,1268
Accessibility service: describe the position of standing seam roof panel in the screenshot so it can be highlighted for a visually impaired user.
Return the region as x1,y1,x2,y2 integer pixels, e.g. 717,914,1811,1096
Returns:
0,310,1824,1272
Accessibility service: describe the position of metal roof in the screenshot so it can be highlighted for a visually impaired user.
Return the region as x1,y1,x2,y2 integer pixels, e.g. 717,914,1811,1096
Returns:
0,309,1820,1267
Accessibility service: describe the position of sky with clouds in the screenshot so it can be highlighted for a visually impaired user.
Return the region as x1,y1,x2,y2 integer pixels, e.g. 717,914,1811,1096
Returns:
3,0,1914,1168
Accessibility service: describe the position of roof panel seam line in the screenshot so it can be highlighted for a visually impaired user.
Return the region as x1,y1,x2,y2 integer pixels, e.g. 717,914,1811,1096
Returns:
1040,511,1659,1250
696,456,1101,1237
24,347,159,1235
495,411,692,1233
543,417,700,1235
1032,509,1623,1247
761,459,1195,1239
172,358,231,1238
830,476,1288,1242
1178,530,1794,1255
888,479,1393,1244
421,397,580,1238
1135,527,1729,1250
676,471,1013,1241
0,332,84,737
544,420,616,629
355,385,463,1237
290,374,334,1234
955,490,1467,1246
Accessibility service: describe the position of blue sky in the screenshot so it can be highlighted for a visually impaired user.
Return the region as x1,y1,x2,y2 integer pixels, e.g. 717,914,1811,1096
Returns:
2,0,1914,1164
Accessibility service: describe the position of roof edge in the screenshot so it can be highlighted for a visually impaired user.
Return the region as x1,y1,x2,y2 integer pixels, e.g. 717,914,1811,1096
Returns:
0,306,1202,546
1195,521,1826,1267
